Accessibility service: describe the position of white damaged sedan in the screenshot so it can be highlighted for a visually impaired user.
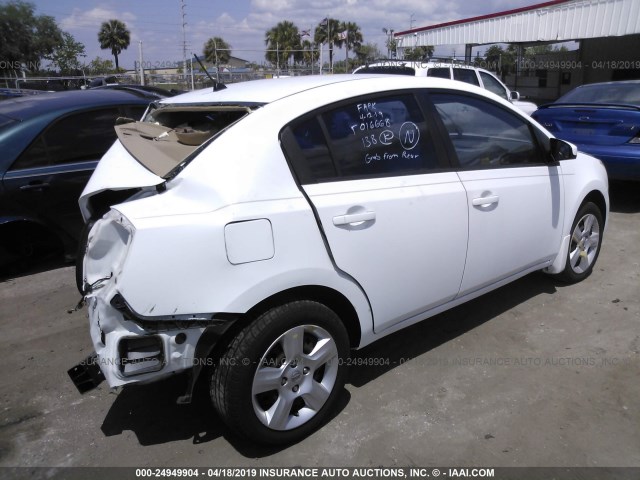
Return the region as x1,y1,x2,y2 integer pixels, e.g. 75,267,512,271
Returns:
70,75,608,444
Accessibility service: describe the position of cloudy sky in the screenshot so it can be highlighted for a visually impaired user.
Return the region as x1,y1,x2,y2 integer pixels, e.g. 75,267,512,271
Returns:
28,0,541,68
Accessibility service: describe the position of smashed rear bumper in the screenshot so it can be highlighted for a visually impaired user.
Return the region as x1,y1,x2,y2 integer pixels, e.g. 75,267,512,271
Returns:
67,353,105,393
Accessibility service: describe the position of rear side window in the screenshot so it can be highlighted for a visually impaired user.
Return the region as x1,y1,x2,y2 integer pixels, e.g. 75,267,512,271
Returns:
12,108,121,170
427,68,451,79
286,94,441,183
290,118,336,181
431,93,543,168
452,68,480,86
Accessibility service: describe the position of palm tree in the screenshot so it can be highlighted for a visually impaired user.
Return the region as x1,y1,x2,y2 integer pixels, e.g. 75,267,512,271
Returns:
97,19,130,71
341,21,363,63
382,27,397,58
265,21,302,69
203,36,231,73
314,18,342,70
301,39,319,71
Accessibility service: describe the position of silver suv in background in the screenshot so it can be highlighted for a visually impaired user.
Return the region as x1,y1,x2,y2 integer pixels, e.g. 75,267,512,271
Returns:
353,61,537,115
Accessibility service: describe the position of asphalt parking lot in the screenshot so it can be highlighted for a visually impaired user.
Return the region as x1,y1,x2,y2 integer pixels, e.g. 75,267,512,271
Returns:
0,182,638,472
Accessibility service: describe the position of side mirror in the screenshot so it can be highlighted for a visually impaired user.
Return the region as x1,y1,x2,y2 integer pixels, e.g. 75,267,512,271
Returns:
510,91,521,101
550,138,577,161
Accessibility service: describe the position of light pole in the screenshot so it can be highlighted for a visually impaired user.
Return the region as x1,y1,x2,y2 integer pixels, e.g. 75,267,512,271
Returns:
383,27,395,59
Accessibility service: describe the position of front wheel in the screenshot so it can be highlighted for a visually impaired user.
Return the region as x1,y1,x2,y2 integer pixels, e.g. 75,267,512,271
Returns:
555,201,603,283
211,300,349,444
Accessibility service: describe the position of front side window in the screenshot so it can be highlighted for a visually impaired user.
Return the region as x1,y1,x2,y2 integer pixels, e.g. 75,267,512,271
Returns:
430,93,543,168
287,94,441,183
479,72,509,101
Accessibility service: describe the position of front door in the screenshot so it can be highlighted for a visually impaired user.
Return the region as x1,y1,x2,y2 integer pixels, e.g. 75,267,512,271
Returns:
429,92,564,296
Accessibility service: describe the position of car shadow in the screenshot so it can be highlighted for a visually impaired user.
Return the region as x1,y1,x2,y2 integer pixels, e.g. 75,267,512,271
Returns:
609,180,640,214
101,372,225,446
348,272,557,387
101,365,351,456
99,272,557,455
0,254,68,283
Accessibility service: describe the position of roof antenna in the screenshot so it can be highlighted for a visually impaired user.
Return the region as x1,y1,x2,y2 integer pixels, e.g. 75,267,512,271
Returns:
193,53,226,91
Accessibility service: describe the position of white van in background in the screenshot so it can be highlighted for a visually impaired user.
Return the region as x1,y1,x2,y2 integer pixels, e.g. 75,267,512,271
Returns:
353,61,538,115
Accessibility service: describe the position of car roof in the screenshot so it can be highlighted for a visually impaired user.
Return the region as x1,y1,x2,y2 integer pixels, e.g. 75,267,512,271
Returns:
0,88,156,121
163,75,400,105
355,61,477,71
91,84,181,98
572,79,640,88
163,74,509,107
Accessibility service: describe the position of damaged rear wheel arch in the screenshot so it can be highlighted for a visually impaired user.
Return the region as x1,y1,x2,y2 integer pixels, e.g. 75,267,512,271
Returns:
202,285,361,381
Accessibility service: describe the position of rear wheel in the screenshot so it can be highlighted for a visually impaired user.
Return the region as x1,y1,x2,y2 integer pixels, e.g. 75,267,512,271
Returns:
0,222,63,273
211,300,349,444
555,201,603,283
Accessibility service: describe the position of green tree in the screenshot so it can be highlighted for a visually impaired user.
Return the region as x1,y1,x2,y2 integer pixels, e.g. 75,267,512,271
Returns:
265,21,301,68
382,27,396,58
525,44,569,56
47,32,86,74
341,21,363,62
204,36,232,71
314,18,342,69
98,19,131,71
484,45,504,71
483,45,516,78
86,56,115,75
0,0,63,73
301,39,319,69
355,42,382,64
403,45,434,61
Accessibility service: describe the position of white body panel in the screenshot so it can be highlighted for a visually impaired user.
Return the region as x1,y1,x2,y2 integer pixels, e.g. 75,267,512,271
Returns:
79,141,163,220
304,172,467,332
77,75,608,390
456,165,564,295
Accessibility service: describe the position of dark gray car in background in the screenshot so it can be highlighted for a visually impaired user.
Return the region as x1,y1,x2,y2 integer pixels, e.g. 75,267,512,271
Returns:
0,89,161,271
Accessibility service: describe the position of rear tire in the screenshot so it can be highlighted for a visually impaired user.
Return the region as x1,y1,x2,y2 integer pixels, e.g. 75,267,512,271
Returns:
0,222,63,273
554,201,603,283
211,300,349,444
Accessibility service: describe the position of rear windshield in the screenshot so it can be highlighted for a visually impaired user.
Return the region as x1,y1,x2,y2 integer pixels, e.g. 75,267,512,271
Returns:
115,104,252,177
557,83,640,105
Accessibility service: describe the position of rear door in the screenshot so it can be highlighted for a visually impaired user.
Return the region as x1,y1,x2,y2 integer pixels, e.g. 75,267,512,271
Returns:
2,106,144,241
282,92,468,332
428,91,564,296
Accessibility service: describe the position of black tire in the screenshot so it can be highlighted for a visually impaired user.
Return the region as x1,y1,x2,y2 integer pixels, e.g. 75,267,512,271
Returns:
0,222,62,272
554,201,603,283
211,300,349,444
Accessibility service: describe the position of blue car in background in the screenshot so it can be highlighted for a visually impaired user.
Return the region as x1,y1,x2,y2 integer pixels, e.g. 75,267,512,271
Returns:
0,89,161,271
532,80,640,181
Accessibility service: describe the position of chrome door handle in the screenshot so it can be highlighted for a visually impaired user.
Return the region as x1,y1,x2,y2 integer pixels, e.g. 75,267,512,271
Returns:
20,182,50,191
333,211,376,226
472,195,499,206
